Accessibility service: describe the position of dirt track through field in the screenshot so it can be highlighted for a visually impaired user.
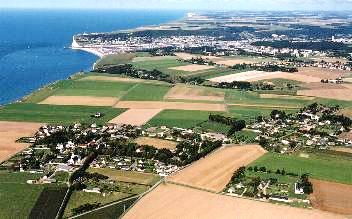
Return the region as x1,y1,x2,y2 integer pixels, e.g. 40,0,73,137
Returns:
168,145,266,192
0,121,43,163
40,96,119,106
310,179,352,215
108,109,162,126
227,103,300,109
114,101,226,112
123,183,342,219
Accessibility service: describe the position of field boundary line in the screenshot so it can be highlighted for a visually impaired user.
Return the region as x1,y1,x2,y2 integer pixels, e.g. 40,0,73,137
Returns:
118,83,141,103
68,194,139,219
118,179,165,219
227,103,301,109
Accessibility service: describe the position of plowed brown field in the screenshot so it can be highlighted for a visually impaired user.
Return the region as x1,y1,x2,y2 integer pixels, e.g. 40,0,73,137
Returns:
123,183,342,219
310,179,352,215
0,121,43,162
168,145,266,192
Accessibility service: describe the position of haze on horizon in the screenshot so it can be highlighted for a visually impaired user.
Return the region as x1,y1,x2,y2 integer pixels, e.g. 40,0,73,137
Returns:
1,0,352,11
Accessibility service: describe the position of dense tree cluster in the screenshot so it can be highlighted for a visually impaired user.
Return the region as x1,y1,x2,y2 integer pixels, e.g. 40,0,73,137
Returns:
94,64,173,83
231,63,298,73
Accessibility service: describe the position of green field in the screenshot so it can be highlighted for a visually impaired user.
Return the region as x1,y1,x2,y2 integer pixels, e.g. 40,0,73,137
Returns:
63,191,132,218
146,109,216,128
87,168,160,186
64,168,158,218
198,121,231,134
251,152,352,184
227,106,291,121
225,90,309,108
0,103,125,125
94,53,136,69
121,83,172,101
53,80,136,97
73,197,138,219
0,171,45,219
132,57,188,76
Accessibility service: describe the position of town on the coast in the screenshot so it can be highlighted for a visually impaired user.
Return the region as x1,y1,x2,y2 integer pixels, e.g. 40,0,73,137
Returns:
1,11,352,219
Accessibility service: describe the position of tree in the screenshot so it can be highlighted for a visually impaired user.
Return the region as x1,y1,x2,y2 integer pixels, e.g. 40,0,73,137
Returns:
228,120,246,136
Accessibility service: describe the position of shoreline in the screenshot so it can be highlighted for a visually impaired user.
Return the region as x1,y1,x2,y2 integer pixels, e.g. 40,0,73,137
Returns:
0,13,186,107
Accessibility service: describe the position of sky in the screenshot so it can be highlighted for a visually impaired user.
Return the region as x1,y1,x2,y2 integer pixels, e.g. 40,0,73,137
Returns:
1,0,352,11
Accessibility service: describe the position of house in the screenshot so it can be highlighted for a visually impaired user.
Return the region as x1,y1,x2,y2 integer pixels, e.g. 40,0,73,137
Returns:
56,164,74,172
294,183,304,195
83,188,101,194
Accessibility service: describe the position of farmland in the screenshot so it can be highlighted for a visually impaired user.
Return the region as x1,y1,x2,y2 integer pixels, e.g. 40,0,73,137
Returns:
94,53,136,69
63,191,132,218
146,109,216,128
120,83,172,101
29,186,68,219
52,80,136,97
123,183,341,219
251,151,352,185
310,179,352,215
168,145,266,192
0,171,46,219
0,121,43,162
63,168,160,218
165,85,225,102
39,96,119,107
109,109,162,126
0,103,125,125
135,137,178,150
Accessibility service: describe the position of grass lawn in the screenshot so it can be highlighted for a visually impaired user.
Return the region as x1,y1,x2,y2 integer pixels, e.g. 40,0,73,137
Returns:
63,191,132,218
94,53,136,69
251,152,352,185
0,103,125,125
121,83,172,101
0,171,45,219
146,109,215,128
87,168,160,186
53,80,136,97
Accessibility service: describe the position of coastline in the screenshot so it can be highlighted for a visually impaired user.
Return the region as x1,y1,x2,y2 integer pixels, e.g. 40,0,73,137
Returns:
70,12,188,59
1,13,185,106
71,36,104,58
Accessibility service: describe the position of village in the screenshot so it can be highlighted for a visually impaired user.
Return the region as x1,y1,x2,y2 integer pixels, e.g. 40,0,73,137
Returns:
247,103,352,153
0,119,232,187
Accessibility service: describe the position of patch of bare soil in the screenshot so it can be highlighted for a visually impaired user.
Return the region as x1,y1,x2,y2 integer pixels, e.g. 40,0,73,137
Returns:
310,179,352,216
108,109,162,126
135,137,177,149
165,85,224,102
0,121,43,162
168,145,266,192
123,183,342,219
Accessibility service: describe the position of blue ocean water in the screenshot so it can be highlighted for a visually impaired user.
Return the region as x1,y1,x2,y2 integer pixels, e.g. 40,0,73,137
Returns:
0,9,184,105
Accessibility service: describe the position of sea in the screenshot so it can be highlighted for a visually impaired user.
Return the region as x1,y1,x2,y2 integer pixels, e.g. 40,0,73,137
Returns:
0,9,184,105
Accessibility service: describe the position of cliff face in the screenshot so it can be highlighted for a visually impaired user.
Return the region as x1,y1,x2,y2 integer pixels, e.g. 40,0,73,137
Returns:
71,36,80,48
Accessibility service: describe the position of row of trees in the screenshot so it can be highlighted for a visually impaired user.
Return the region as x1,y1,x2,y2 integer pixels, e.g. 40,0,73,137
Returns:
231,63,298,73
208,114,246,136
